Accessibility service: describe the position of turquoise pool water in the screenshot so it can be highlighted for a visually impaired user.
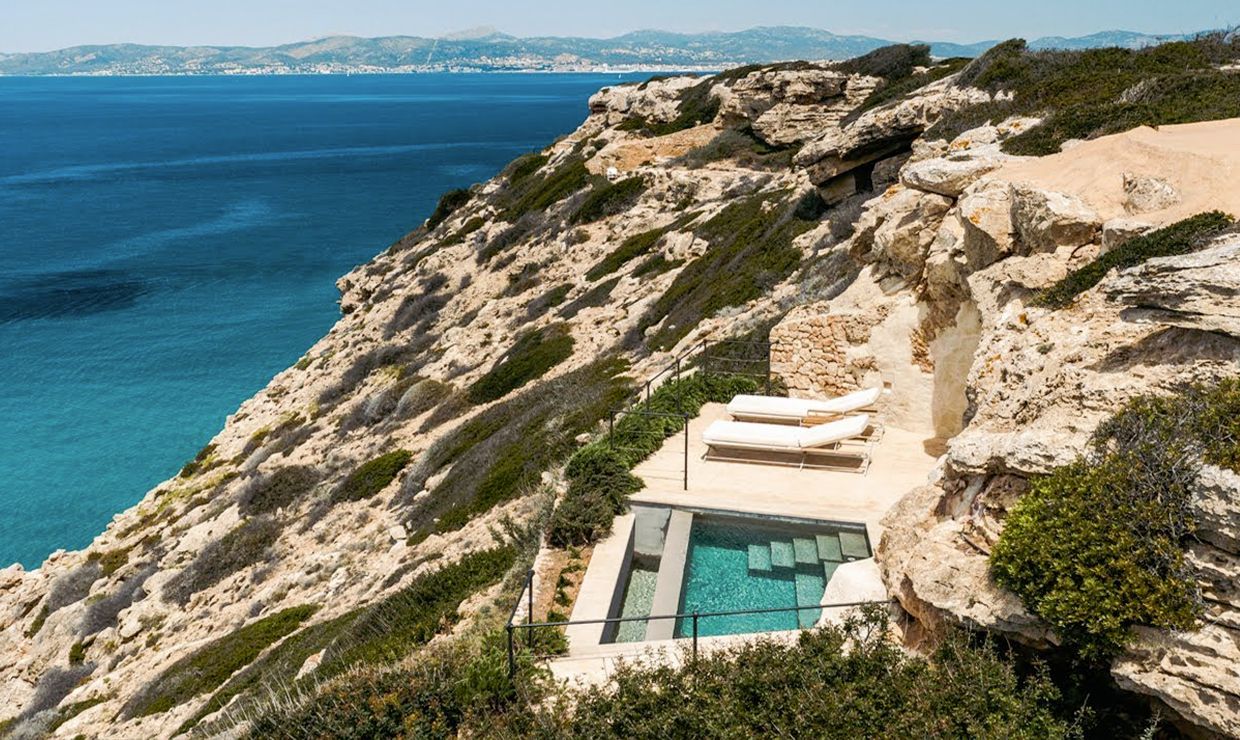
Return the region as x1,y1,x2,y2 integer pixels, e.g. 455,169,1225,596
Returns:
674,516,871,638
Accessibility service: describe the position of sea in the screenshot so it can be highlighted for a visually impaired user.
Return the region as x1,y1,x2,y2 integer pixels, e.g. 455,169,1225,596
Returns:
0,72,648,569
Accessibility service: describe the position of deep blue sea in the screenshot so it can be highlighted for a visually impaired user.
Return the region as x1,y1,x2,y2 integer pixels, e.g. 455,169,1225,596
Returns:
0,73,645,569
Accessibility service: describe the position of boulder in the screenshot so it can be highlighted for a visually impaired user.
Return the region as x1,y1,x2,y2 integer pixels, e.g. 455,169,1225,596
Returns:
868,187,953,280
1100,217,1153,253
900,152,1008,197
1122,173,1181,214
1104,237,1240,337
958,180,1016,270
1009,184,1101,253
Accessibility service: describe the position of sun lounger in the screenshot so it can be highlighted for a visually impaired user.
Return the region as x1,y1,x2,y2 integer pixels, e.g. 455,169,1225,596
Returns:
702,413,872,472
726,387,882,431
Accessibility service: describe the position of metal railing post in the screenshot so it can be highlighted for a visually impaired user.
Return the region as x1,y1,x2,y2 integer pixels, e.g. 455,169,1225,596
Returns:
682,415,689,491
527,569,535,653
506,623,515,678
608,411,614,446
692,612,699,664
644,380,651,408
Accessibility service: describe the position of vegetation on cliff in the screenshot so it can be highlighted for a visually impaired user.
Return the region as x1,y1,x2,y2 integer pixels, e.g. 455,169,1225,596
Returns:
934,34,1240,153
992,380,1240,659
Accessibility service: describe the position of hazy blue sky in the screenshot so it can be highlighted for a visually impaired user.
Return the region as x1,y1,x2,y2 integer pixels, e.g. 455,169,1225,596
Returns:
4,0,1237,53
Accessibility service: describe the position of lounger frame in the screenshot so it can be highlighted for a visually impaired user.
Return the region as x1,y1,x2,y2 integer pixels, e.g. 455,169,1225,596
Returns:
702,439,871,474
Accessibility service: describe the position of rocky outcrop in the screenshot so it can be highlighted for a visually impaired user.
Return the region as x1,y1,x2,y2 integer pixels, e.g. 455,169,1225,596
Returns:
1104,235,1240,338
716,67,879,147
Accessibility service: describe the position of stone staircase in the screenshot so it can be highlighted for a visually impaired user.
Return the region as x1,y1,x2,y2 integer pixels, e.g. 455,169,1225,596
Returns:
746,530,871,628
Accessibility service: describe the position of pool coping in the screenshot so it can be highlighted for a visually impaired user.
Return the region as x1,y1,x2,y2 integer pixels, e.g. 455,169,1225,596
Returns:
644,509,693,641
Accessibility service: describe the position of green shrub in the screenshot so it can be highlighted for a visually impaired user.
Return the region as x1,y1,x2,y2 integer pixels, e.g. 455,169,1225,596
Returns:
637,191,814,350
87,547,129,577
317,547,517,676
407,358,630,536
504,152,549,185
1035,211,1233,309
836,43,932,81
675,126,796,169
632,254,682,278
238,465,320,516
932,35,1240,152
559,276,621,320
548,372,759,546
499,157,590,221
68,641,86,665
570,176,647,225
178,443,217,478
524,283,573,321
538,608,1070,738
164,516,283,605
332,450,413,503
849,57,971,119
988,382,1240,659
586,228,664,281
47,695,109,733
467,323,575,404
122,605,317,719
425,188,471,231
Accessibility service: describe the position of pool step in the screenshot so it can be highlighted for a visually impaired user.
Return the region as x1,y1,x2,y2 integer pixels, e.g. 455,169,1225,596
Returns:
822,560,840,583
747,544,772,573
839,531,870,560
792,537,819,565
794,572,824,628
816,534,843,563
769,540,795,569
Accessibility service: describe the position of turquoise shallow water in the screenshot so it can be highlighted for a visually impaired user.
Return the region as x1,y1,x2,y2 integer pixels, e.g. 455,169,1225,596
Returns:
0,73,648,569
675,517,870,638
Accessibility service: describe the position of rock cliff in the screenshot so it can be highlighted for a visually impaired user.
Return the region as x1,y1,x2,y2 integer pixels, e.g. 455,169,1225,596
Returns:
2,42,1239,739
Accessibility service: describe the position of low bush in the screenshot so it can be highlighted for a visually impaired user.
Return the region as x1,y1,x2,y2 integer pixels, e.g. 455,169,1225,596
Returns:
989,381,1240,659
498,157,590,221
932,35,1240,152
569,176,647,225
848,57,971,120
238,465,320,516
316,547,517,677
559,276,621,320
477,211,541,264
122,605,317,719
332,450,413,503
164,517,283,605
637,191,814,351
548,372,759,546
404,358,630,537
87,547,129,577
424,187,471,231
1035,211,1233,309
442,215,486,245
836,43,933,81
393,378,452,422
503,152,549,185
524,283,573,321
67,641,86,665
178,443,218,478
675,126,797,169
632,254,681,278
467,323,575,404
585,228,664,281
317,343,422,406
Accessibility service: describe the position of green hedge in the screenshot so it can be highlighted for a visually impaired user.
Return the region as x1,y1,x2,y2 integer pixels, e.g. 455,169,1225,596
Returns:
239,465,320,516
989,381,1240,659
548,372,760,546
1035,211,1233,309
123,605,317,719
467,323,574,404
332,450,413,503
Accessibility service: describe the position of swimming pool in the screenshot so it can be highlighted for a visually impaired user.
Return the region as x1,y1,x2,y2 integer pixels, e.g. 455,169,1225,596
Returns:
607,507,872,642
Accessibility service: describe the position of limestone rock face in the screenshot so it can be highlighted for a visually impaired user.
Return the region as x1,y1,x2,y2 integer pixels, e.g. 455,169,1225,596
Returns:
587,76,703,126
958,181,1016,270
715,67,878,147
1101,217,1152,253
900,152,1009,197
1103,236,1240,338
1009,184,1101,253
867,187,953,281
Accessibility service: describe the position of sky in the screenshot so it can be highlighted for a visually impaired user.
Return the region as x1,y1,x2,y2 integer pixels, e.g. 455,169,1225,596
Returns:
2,0,1237,53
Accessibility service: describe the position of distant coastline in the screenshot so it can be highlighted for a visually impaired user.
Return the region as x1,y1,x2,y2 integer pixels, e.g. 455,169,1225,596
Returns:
0,25,1198,77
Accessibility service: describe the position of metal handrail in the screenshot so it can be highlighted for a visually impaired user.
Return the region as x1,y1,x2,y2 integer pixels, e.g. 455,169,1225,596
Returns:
608,409,691,490
503,566,877,677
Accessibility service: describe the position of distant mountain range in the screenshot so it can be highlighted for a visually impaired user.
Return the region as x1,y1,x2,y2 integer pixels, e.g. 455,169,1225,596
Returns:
0,26,1199,76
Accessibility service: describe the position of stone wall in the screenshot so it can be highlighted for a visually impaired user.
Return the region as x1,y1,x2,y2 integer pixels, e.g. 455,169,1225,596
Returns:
770,303,886,399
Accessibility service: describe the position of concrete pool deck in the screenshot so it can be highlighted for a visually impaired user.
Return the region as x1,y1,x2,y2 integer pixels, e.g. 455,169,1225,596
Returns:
557,402,943,681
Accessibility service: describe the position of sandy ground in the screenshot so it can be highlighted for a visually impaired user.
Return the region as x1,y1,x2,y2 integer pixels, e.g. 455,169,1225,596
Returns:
992,118,1240,225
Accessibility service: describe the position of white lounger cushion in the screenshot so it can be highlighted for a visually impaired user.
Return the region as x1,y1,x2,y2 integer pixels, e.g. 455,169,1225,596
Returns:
703,414,870,451
726,387,880,421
